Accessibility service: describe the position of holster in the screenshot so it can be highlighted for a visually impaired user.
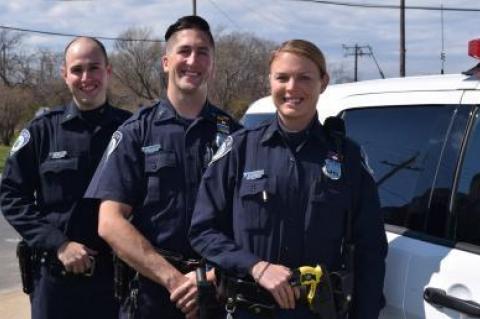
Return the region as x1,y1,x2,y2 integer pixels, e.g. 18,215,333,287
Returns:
217,271,276,318
113,254,135,302
16,240,33,294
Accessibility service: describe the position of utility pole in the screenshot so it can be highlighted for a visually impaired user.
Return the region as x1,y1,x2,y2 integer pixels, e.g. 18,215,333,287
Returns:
192,0,197,16
400,0,406,77
343,44,385,81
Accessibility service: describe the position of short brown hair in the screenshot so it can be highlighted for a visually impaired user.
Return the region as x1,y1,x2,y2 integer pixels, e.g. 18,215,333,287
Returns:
269,39,327,77
165,15,214,48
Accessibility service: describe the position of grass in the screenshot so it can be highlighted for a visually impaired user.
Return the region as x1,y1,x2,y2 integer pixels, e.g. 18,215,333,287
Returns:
0,145,10,173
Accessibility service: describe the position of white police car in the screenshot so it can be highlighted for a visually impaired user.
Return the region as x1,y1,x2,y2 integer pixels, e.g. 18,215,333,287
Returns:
242,40,480,319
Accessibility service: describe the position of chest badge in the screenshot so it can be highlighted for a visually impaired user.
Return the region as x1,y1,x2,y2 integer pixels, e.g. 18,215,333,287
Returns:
322,153,342,180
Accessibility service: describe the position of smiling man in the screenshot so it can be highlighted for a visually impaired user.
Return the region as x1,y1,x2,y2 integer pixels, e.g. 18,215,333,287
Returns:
84,16,240,319
0,37,131,319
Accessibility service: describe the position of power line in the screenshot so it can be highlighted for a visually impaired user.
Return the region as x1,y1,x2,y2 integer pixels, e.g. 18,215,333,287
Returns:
286,0,480,12
206,0,242,29
0,25,163,42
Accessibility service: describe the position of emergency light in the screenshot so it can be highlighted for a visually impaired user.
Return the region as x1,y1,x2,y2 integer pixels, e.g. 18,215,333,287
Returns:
468,39,480,59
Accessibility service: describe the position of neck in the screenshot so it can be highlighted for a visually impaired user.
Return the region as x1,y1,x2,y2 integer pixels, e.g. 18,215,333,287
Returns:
74,98,106,111
278,114,315,132
167,88,207,119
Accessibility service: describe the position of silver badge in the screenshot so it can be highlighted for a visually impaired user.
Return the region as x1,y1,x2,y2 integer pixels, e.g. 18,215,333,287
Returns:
49,150,68,159
106,131,123,160
322,158,342,180
10,129,31,156
209,135,233,165
141,144,162,154
243,170,265,180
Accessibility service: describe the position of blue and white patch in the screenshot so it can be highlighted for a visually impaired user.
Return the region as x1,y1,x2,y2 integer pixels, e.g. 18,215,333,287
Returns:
10,129,31,156
243,170,265,180
141,144,162,154
209,135,233,166
106,131,123,160
49,150,68,159
322,157,342,180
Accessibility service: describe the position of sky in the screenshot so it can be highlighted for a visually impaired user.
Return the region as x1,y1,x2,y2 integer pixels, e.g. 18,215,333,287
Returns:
0,0,479,81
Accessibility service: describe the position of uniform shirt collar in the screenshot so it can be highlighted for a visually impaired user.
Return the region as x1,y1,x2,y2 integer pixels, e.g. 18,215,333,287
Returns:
61,100,118,127
261,113,327,145
154,98,215,124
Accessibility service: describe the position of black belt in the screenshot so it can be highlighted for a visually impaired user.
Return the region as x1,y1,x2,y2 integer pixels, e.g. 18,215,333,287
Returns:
219,273,276,317
34,250,113,278
155,248,200,274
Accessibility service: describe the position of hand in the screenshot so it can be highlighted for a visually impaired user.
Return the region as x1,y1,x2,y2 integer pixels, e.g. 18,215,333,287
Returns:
170,271,198,318
57,241,98,274
251,261,296,309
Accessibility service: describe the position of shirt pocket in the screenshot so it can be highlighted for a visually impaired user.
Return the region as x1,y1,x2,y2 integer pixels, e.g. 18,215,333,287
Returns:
307,179,349,240
39,157,80,205
238,177,277,230
143,151,180,203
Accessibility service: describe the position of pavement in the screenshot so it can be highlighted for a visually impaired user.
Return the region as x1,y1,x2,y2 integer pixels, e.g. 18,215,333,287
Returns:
0,215,30,319
0,290,30,319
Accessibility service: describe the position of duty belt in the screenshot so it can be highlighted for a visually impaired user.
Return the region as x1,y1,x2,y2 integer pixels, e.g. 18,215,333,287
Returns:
156,248,200,274
218,272,276,317
33,250,113,277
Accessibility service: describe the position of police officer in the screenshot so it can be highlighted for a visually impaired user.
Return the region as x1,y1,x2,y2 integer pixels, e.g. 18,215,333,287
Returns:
0,37,131,319
84,16,240,319
189,39,387,319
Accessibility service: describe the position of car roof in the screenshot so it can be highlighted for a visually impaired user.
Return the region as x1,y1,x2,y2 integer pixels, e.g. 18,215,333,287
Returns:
246,73,480,122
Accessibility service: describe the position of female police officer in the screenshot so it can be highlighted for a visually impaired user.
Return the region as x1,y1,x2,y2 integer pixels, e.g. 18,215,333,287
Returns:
189,39,387,319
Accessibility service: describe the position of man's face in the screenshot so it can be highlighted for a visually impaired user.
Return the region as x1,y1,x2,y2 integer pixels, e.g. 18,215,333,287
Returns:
162,29,214,96
62,39,111,110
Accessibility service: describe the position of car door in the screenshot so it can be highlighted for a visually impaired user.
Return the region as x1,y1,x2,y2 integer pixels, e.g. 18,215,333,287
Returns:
409,100,480,319
342,104,470,319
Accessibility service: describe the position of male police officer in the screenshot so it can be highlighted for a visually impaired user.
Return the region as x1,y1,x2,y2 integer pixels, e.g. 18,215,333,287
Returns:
0,37,131,319
85,16,240,319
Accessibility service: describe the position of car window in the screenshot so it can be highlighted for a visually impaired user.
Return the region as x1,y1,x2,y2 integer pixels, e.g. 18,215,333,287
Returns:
453,109,480,246
343,106,459,235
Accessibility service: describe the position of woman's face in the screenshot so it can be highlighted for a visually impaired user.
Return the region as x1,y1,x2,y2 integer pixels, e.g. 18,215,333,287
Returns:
270,52,328,130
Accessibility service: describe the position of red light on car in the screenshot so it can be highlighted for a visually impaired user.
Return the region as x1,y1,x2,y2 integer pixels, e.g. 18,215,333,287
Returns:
469,39,480,59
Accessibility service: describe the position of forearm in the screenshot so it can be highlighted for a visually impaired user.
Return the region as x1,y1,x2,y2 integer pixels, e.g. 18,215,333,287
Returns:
98,200,183,292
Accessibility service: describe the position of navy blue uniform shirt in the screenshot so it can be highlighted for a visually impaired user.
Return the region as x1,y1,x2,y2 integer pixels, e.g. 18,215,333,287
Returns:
85,99,241,258
189,116,387,319
0,102,131,253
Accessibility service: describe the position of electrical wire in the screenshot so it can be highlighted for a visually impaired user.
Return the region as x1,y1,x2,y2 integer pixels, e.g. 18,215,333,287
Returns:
286,0,480,12
0,25,163,42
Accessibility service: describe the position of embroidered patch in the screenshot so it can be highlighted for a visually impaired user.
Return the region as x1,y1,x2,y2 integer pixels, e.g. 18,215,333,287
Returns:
10,129,31,156
209,135,233,166
49,150,68,159
141,144,162,154
322,157,342,180
243,170,265,180
106,131,123,160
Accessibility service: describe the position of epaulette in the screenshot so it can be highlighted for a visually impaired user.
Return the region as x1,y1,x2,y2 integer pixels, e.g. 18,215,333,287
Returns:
122,103,157,125
30,105,65,123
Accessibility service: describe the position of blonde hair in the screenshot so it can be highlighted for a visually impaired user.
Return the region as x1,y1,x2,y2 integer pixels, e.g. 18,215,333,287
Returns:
269,39,327,77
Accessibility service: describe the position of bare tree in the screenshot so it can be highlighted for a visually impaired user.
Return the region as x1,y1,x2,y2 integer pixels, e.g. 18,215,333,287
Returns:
0,85,33,145
111,27,164,104
209,32,275,118
0,29,26,87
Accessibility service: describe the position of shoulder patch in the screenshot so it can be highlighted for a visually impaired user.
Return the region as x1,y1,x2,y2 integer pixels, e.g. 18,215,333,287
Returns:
10,129,31,156
209,135,233,166
106,131,123,160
